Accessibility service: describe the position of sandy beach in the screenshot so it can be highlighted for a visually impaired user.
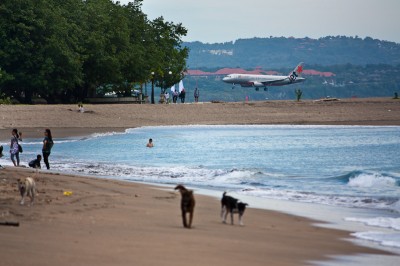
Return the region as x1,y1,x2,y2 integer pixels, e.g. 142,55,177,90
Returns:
1,97,399,139
0,98,399,265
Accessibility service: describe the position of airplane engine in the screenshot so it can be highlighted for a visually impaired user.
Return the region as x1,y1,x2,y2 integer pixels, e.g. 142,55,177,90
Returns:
252,82,264,87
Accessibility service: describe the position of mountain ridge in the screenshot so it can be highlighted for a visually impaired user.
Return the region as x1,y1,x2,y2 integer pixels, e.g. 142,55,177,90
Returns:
180,36,400,101
184,36,400,69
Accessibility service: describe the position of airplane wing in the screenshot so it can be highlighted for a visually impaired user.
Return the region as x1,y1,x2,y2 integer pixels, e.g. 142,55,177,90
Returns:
260,78,287,86
240,78,288,87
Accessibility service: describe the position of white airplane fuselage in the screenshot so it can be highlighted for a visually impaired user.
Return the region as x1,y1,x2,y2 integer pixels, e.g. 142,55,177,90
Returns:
223,74,305,88
222,63,305,89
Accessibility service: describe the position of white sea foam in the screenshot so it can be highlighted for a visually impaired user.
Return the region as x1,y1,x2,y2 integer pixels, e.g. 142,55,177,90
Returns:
127,124,391,134
345,217,400,231
89,131,127,139
239,187,400,212
67,164,253,190
391,200,400,213
348,172,397,188
346,217,400,249
351,231,400,248
11,138,81,146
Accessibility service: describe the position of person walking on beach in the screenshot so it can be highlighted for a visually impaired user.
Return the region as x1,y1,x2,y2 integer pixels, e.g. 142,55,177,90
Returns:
179,88,186,103
10,129,22,167
172,89,178,103
194,87,199,103
0,145,4,168
42,129,54,169
164,91,170,104
146,138,154,148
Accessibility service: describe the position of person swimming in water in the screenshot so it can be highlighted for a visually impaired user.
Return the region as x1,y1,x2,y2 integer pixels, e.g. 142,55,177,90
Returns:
146,138,154,148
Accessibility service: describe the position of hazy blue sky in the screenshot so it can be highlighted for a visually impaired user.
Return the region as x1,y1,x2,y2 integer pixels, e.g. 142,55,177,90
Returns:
119,0,400,43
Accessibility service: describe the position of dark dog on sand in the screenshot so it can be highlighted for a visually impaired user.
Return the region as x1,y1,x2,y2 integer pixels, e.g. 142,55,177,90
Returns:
174,185,195,228
221,192,248,226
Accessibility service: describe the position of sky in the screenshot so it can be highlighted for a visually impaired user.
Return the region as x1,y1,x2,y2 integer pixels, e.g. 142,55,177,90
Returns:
119,0,400,44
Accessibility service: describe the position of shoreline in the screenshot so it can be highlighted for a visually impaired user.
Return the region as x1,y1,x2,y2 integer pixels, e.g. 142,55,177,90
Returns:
0,167,395,266
1,98,400,140
1,98,400,265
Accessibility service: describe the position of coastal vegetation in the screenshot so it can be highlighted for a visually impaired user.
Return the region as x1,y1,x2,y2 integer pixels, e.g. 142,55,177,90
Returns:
0,0,188,104
1,0,399,104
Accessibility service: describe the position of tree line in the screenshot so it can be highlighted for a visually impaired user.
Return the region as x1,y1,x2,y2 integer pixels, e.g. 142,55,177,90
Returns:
0,0,188,104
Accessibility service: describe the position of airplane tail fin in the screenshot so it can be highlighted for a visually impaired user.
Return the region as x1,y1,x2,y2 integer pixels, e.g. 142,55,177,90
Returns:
288,62,304,82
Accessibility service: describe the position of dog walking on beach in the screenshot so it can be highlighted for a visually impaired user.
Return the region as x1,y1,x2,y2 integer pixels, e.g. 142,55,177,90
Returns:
221,192,248,226
174,185,195,228
17,177,36,205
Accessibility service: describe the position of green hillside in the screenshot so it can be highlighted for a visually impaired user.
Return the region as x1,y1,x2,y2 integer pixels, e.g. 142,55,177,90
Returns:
184,36,400,69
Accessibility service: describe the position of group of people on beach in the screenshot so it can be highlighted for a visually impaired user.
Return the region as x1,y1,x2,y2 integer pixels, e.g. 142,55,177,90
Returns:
167,89,186,104
2,128,149,170
1,128,54,170
164,88,199,104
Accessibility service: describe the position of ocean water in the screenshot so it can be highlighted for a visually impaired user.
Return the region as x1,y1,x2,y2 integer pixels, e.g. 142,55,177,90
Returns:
1,125,400,252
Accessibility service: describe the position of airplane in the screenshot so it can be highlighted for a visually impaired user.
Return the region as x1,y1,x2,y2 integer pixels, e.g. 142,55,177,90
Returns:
222,62,305,91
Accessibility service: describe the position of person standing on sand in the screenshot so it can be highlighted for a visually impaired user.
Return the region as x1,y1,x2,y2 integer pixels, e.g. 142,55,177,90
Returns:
42,129,54,169
0,145,4,168
164,91,170,104
172,89,178,103
194,88,199,103
10,129,22,167
179,88,186,103
146,138,154,148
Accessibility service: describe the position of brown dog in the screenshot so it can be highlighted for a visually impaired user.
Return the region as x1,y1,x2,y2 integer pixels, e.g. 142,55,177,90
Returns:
174,185,195,228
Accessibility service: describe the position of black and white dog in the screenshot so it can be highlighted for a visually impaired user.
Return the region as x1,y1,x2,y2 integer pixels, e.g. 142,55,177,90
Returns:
220,192,248,226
